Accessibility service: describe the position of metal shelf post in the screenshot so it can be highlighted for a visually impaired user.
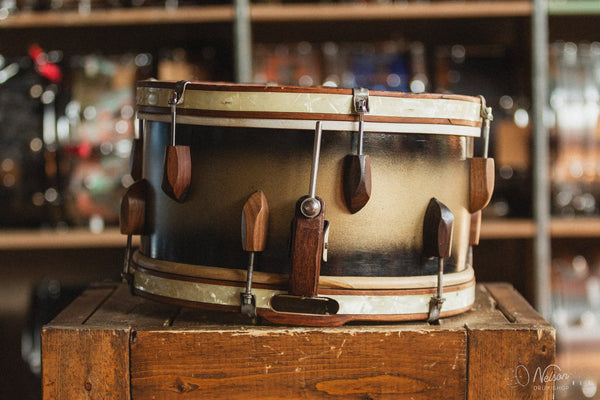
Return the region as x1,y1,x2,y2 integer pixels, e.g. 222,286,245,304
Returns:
532,0,551,319
234,0,252,83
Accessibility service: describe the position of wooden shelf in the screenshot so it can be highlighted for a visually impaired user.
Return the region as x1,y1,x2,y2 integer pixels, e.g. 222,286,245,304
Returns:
0,228,137,250
480,217,600,239
0,5,234,29
0,217,597,250
480,218,537,239
250,1,532,22
549,0,600,15
550,217,600,238
0,1,531,30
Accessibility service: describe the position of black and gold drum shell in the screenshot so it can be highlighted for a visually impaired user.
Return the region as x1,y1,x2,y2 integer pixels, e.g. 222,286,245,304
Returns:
131,81,488,325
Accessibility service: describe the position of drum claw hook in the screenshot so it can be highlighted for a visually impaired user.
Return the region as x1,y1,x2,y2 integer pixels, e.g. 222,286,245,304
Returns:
162,80,192,202
343,88,372,214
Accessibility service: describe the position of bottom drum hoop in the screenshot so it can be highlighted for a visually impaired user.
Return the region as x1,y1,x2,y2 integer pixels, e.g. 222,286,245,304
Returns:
130,251,476,326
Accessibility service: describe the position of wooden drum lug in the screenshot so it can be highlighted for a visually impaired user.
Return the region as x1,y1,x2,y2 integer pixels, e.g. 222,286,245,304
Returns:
162,145,191,202
469,157,495,213
162,80,192,202
119,179,149,283
240,190,270,318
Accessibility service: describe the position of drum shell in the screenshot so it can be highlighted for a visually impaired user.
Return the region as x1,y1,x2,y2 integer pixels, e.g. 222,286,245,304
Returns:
140,121,473,278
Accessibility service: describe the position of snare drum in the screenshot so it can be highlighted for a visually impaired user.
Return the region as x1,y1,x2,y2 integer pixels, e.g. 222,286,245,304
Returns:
124,81,494,326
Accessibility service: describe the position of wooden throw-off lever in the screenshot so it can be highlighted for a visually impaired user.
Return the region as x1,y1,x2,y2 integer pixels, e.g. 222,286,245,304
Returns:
423,198,454,323
240,190,269,318
343,88,372,214
162,80,191,202
290,121,326,298
290,195,326,297
119,179,148,282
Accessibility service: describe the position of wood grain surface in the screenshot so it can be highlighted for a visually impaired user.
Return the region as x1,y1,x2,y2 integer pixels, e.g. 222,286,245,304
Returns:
130,327,466,400
42,282,555,400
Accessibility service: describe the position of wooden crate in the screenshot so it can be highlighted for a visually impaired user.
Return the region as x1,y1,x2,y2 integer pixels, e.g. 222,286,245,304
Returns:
42,283,555,400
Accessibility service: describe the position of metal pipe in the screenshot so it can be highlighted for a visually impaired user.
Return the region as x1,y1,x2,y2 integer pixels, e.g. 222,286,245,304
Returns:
245,252,255,297
308,121,323,199
437,258,444,300
170,102,177,146
358,113,365,156
234,0,252,83
532,0,551,319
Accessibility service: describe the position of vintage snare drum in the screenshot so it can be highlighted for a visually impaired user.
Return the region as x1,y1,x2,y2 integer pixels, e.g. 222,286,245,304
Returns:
123,81,494,326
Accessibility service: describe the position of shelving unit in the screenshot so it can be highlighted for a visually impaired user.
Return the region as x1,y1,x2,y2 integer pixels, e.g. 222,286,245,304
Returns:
548,0,600,15
0,228,138,249
0,0,581,317
248,1,532,21
0,0,537,293
0,6,234,28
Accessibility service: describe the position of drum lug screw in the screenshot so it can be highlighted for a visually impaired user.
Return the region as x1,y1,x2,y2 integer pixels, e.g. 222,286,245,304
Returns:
162,80,192,202
422,198,454,323
241,190,269,318
343,88,372,214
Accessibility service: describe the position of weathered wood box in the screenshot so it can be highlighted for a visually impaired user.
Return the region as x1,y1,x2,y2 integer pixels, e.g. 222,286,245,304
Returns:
42,283,555,399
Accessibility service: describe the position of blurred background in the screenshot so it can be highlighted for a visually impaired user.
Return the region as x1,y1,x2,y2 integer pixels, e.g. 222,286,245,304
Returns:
0,0,599,398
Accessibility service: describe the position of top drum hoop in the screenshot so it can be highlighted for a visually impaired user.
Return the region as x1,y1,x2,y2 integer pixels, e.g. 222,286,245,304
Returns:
136,81,483,136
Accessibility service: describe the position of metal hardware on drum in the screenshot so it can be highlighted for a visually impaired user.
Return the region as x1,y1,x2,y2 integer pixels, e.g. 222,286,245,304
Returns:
162,80,192,202
168,80,191,147
322,220,330,262
353,88,369,156
423,198,455,323
290,121,327,299
300,121,323,219
343,88,372,214
240,190,269,318
479,95,493,159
